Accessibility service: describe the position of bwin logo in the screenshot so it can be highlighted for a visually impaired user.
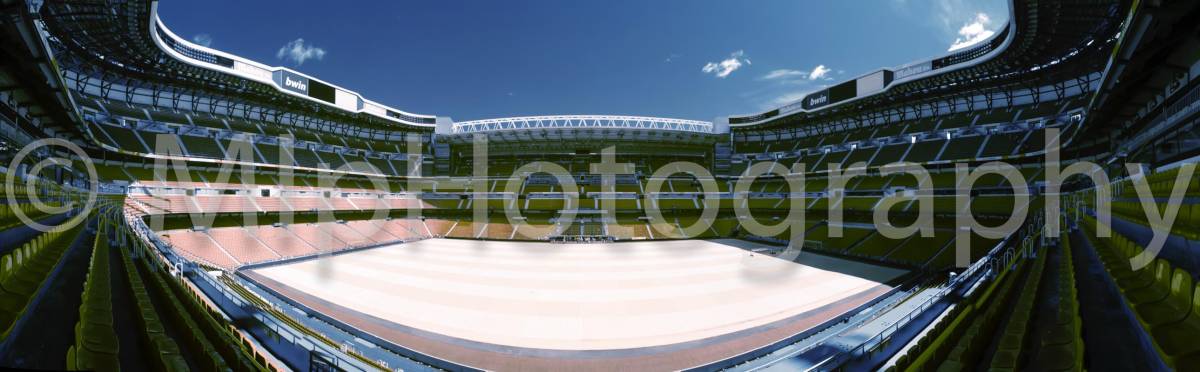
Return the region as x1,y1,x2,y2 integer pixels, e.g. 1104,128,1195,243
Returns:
284,76,308,92
807,95,828,106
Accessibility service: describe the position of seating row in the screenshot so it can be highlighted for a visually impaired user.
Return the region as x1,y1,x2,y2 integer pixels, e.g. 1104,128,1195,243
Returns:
1118,165,1200,198
115,229,189,370
1111,201,1200,240
888,245,1030,371
66,226,119,370
1026,230,1084,370
0,221,84,339
933,245,1040,370
1082,214,1200,369
136,233,257,370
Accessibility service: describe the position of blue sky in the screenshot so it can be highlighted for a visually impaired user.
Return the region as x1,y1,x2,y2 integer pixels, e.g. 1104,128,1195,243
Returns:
159,0,1008,122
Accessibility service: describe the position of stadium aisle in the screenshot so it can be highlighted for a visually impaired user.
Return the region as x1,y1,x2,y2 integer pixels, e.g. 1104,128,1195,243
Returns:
107,239,149,372
1070,228,1171,371
973,254,1042,369
127,255,203,370
1023,240,1064,365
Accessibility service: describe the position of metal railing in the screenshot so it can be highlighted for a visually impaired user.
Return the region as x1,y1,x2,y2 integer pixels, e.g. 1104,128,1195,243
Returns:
807,212,1046,371
191,271,383,371
122,212,406,371
452,115,715,134
805,283,956,371
1122,79,1200,155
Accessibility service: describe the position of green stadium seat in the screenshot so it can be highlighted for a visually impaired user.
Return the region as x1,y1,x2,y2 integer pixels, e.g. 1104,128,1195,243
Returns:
1125,260,1172,305
1151,283,1200,357
998,332,1022,350
1038,343,1078,371
1137,268,1193,328
179,135,225,159
1113,258,1154,289
940,136,986,161
66,346,78,370
936,360,965,372
1107,242,1153,280
990,349,1018,369
1176,353,1200,371
1185,204,1200,240
77,321,119,353
1043,322,1077,346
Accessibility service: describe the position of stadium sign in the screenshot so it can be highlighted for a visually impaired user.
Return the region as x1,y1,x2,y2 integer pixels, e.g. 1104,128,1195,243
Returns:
801,81,857,111
729,110,779,124
778,101,805,115
276,70,310,95
802,91,831,110
284,75,308,92
893,62,932,80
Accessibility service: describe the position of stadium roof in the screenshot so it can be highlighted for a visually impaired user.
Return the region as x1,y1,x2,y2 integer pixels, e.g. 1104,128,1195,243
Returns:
29,0,1125,145
1076,0,1200,166
726,0,1127,132
450,115,716,135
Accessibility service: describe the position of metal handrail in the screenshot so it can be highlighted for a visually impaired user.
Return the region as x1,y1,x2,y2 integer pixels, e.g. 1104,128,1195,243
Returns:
1121,79,1200,155
808,212,1046,371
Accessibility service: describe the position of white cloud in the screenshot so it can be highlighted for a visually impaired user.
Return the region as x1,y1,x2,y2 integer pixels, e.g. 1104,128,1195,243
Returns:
935,0,972,32
702,50,750,78
948,13,996,51
192,34,212,47
276,38,327,65
761,69,808,80
664,53,681,63
769,91,809,107
758,65,833,83
809,65,832,80
752,65,836,109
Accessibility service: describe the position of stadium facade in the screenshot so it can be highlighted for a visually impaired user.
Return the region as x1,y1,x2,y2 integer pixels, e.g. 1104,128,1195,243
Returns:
2,0,1200,370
